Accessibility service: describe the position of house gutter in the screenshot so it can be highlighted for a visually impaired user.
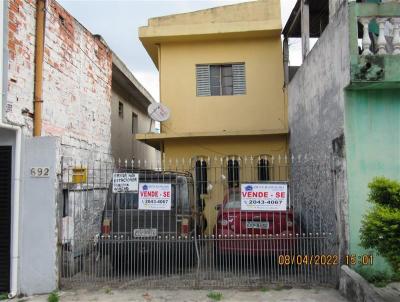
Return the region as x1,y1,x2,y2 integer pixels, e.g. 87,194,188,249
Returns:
33,0,46,137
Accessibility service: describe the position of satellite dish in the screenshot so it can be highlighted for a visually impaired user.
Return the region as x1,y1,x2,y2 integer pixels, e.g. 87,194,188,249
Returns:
147,103,170,122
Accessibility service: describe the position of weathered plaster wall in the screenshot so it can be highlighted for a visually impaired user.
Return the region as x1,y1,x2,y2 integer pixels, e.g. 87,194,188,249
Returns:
330,0,348,21
345,89,400,270
7,0,113,161
288,2,350,256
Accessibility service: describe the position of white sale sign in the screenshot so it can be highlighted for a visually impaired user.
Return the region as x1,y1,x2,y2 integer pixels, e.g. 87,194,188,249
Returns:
112,173,139,193
241,183,288,211
138,183,171,211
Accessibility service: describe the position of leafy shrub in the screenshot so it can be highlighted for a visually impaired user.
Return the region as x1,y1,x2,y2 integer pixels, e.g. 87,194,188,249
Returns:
368,177,400,208
355,266,396,287
360,177,400,274
48,291,59,302
207,291,222,301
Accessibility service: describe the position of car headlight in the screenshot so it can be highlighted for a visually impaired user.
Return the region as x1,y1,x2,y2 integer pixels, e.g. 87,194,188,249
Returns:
218,219,229,226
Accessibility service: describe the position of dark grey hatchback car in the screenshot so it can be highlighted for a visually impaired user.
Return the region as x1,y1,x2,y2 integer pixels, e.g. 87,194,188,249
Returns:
96,170,203,272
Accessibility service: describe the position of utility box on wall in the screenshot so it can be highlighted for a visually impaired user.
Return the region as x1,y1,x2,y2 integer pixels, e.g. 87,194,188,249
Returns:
72,167,87,184
20,137,60,295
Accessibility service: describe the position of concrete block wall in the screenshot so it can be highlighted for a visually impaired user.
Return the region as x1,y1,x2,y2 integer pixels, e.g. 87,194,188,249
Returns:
288,2,351,257
7,0,113,161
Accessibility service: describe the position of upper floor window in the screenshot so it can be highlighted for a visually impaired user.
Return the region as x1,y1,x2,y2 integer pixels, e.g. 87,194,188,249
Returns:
118,102,124,118
132,112,138,134
196,63,246,97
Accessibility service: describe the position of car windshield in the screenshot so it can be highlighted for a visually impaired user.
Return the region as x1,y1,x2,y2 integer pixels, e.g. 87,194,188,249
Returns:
224,191,241,209
118,192,139,209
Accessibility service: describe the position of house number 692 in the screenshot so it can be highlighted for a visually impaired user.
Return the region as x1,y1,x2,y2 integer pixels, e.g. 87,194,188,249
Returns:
30,167,50,177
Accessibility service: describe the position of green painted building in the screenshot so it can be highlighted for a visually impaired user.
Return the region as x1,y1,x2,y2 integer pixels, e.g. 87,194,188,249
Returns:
346,1,400,270
285,0,400,273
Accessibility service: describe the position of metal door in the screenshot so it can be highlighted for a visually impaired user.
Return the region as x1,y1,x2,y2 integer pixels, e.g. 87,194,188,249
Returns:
0,146,12,292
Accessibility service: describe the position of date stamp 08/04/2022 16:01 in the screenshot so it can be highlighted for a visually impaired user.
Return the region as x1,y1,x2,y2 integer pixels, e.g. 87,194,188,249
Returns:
278,254,374,266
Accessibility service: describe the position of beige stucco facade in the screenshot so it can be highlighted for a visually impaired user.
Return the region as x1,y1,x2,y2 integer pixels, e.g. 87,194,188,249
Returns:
159,37,287,134
137,0,288,230
137,0,287,157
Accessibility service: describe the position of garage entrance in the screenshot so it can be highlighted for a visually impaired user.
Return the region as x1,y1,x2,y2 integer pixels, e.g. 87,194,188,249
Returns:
60,155,338,289
0,146,12,292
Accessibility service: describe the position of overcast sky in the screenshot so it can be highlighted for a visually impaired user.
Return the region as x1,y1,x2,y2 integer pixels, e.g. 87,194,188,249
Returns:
58,0,298,101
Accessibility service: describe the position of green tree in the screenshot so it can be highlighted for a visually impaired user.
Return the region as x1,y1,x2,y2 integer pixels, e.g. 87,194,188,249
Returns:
360,177,400,274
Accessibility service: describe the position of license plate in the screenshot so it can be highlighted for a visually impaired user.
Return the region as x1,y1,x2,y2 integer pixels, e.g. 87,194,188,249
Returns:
133,228,157,237
245,221,269,229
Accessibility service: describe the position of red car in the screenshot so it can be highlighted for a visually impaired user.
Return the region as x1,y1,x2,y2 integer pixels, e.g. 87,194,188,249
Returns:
213,189,298,255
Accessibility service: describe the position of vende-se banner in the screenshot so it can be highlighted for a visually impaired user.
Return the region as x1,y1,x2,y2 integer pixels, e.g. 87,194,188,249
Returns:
138,183,172,210
241,183,288,211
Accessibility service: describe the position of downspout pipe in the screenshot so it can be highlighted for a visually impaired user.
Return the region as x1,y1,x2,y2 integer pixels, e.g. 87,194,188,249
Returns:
33,0,46,137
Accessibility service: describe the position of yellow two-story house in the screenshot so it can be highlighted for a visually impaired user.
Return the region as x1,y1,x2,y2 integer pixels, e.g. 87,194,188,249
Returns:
137,0,288,231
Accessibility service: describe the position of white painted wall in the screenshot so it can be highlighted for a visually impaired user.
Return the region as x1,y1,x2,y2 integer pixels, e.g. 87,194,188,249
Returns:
20,137,60,295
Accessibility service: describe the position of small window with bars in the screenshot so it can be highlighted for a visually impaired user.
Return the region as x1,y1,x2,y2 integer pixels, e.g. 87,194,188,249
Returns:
257,158,270,181
196,63,246,96
227,157,240,188
195,158,208,211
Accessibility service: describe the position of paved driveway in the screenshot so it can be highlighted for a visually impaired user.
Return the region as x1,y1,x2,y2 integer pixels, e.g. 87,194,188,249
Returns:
15,287,349,302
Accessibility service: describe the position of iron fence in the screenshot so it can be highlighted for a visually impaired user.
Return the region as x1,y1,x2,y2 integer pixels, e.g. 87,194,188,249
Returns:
59,155,338,289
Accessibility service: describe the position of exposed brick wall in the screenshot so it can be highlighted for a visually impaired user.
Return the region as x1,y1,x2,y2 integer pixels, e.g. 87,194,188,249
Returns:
7,0,113,160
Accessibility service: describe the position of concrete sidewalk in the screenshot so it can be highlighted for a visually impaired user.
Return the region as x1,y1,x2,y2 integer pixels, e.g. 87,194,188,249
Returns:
14,287,349,302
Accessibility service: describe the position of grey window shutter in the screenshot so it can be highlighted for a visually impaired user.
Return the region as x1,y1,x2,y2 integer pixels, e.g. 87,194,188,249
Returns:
196,65,211,96
232,63,246,95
